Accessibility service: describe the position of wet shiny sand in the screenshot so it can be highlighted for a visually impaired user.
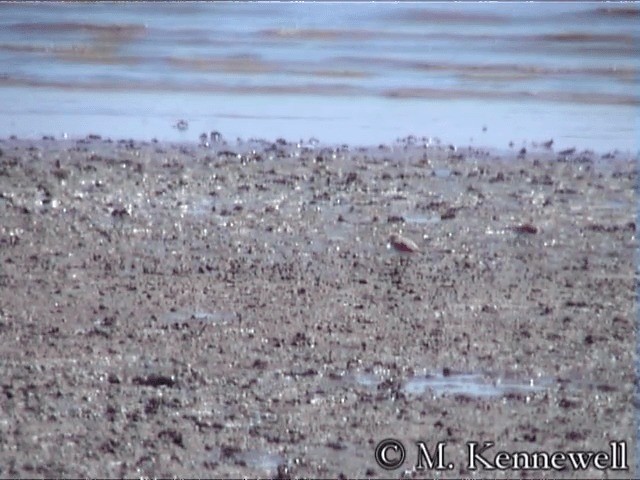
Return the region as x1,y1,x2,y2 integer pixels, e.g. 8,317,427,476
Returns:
0,136,636,477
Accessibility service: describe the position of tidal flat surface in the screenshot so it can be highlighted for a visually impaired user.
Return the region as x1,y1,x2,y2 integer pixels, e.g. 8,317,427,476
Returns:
0,136,636,477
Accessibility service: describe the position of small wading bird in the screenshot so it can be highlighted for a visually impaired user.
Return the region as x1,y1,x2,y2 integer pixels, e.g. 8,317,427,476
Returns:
388,233,420,254
388,233,420,281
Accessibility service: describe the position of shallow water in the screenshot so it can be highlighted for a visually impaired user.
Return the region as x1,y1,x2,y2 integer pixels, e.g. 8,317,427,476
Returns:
401,372,549,398
335,367,620,401
0,3,638,152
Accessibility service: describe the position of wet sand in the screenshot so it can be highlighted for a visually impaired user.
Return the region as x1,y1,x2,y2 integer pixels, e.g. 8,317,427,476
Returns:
0,135,636,478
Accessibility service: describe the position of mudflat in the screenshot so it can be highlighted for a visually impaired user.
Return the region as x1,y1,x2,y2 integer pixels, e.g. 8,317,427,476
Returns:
0,136,636,478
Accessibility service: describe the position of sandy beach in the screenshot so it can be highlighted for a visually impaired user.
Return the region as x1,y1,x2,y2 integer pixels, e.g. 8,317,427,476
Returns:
0,135,636,478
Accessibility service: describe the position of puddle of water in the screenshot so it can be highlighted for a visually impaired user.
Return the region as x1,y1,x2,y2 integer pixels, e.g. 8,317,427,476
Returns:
160,310,236,325
237,450,285,472
324,222,355,242
404,213,440,225
433,167,452,178
189,196,216,217
349,372,381,388
402,372,550,397
202,447,284,474
336,367,616,399
599,199,629,211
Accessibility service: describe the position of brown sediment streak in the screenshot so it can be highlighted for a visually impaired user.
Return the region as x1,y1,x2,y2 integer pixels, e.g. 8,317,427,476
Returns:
0,43,144,65
590,6,639,18
385,9,508,24
498,43,636,58
536,32,635,44
227,84,362,96
166,55,370,79
454,63,636,82
53,53,144,66
262,28,634,45
259,29,516,44
382,87,640,106
258,28,379,41
2,44,144,65
0,73,635,105
0,75,364,97
307,69,370,79
334,55,637,80
411,62,636,79
167,55,276,74
10,22,146,37
0,43,100,55
0,43,51,54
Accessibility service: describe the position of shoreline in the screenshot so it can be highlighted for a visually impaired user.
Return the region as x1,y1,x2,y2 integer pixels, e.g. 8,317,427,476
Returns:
2,132,638,162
